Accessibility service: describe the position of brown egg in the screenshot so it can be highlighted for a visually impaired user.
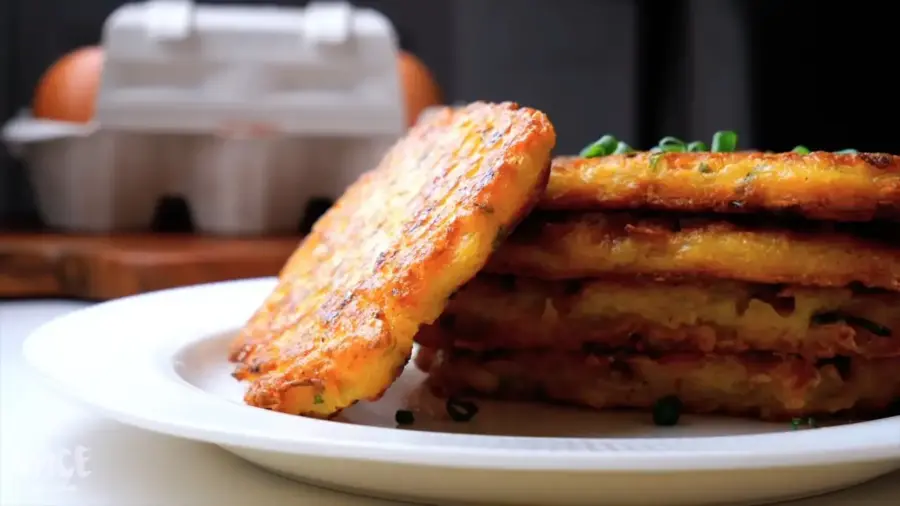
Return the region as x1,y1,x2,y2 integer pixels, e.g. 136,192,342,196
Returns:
398,50,442,128
31,46,439,127
33,46,104,123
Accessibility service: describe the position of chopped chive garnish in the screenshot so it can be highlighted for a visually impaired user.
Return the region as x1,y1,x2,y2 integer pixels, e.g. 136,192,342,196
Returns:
810,312,892,337
580,144,604,158
446,397,479,422
597,135,619,153
580,135,619,158
711,130,738,152
687,141,708,152
395,409,415,425
652,395,683,426
854,316,893,337
313,394,324,405
576,130,753,157
697,162,712,173
613,141,634,154
790,417,818,430
792,145,810,155
658,136,686,153
835,149,858,154
810,312,842,325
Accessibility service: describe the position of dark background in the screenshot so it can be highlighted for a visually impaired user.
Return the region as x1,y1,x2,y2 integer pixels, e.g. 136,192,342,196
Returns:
2,0,897,226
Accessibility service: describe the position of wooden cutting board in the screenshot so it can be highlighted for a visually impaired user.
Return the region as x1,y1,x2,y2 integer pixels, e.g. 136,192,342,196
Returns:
0,234,300,300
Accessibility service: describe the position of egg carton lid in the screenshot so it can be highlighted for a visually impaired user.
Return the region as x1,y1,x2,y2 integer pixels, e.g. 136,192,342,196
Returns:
95,0,405,137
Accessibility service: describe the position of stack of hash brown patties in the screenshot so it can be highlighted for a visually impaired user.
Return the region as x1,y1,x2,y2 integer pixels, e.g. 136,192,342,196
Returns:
414,138,900,423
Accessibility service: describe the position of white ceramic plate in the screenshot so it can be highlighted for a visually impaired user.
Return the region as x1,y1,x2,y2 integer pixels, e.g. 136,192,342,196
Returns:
23,278,900,506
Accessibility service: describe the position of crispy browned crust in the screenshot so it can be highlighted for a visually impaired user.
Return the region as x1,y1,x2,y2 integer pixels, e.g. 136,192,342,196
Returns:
416,347,900,421
228,102,556,418
542,152,900,222
485,211,900,291
416,275,900,360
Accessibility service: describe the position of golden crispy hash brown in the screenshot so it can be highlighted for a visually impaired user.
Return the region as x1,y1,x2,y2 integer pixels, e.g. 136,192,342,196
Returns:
416,275,900,359
415,347,900,421
542,152,900,222
229,102,556,418
485,211,900,291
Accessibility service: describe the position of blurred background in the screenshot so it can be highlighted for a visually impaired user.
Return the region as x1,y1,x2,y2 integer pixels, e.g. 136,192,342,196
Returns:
1,0,898,226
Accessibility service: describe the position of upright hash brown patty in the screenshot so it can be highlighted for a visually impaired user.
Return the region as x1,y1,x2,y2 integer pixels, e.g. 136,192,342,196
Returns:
230,102,556,418
415,347,900,421
485,210,900,291
415,275,900,360
541,152,900,222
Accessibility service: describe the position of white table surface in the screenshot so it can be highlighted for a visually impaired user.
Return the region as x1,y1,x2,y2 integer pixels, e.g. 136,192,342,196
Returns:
2,300,899,506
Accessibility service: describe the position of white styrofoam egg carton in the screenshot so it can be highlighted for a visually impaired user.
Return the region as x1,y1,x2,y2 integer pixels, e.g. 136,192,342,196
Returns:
1,0,405,235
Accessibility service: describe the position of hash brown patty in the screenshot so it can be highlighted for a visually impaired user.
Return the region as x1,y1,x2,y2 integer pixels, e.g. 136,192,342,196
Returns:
230,102,556,418
415,347,900,421
485,210,900,291
541,152,900,222
415,275,900,359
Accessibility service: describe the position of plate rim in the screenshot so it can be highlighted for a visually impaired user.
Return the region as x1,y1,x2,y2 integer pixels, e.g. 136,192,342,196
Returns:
21,277,900,472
